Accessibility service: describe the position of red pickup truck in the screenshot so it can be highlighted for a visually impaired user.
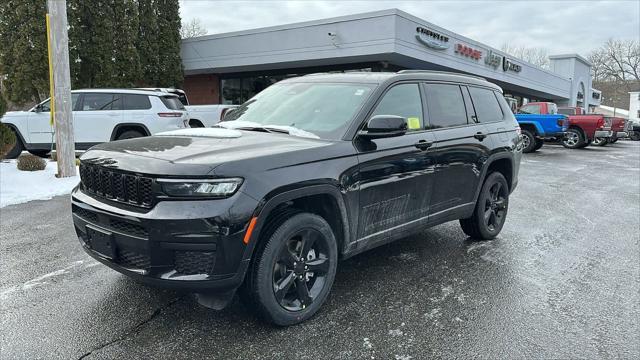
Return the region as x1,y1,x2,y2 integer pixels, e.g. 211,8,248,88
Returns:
520,102,624,148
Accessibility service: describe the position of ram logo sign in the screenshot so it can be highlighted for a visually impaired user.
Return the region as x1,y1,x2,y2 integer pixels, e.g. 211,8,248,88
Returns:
415,27,450,50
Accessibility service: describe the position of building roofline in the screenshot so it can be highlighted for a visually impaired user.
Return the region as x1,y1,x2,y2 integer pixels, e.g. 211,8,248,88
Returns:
549,53,592,66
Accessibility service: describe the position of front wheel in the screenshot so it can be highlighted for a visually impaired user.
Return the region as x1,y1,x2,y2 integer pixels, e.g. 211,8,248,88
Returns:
562,128,584,149
592,137,608,146
116,130,144,141
243,212,338,326
460,172,509,240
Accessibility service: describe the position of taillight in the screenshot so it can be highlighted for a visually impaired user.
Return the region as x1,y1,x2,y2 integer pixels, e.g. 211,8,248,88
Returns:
597,118,604,128
157,112,183,117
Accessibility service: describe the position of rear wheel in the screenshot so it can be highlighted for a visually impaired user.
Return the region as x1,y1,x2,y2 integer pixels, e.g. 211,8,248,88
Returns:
116,130,144,140
592,137,608,146
629,132,640,141
243,212,338,326
609,137,618,144
460,172,509,240
533,139,544,151
521,130,536,153
562,128,584,149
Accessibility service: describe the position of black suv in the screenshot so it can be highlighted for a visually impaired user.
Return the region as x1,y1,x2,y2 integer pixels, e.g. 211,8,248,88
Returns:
71,71,522,325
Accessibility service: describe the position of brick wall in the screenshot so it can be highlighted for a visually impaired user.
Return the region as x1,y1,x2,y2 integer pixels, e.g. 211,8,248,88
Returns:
183,74,220,105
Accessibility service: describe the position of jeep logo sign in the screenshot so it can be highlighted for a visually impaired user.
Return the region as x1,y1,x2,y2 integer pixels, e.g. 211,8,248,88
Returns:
485,50,502,69
415,27,450,50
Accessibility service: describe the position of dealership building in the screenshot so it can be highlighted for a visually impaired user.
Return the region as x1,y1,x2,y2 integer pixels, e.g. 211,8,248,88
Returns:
180,8,601,111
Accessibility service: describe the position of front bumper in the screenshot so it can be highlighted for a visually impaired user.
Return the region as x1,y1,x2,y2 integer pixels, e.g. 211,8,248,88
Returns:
71,187,258,292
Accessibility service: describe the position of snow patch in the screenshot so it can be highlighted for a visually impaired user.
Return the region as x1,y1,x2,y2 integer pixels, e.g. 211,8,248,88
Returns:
388,329,404,337
0,160,80,208
156,127,242,138
363,337,373,349
395,355,413,360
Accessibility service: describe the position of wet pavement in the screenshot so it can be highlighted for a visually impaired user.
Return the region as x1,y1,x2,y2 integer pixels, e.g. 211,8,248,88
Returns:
1,141,639,359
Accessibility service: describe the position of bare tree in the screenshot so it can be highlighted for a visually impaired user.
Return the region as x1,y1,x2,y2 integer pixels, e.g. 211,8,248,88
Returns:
589,39,640,108
180,18,208,39
500,43,550,69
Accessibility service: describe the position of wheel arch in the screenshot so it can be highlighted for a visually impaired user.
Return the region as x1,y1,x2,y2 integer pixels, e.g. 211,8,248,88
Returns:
472,154,514,205
518,121,541,136
109,123,151,141
2,122,27,146
243,184,352,261
568,125,586,140
188,119,205,128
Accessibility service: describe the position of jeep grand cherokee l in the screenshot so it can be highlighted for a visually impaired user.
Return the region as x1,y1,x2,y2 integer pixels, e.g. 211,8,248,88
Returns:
71,71,522,325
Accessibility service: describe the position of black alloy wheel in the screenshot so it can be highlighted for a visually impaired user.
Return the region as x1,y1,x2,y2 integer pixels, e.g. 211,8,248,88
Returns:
242,212,337,326
460,172,510,240
272,228,331,311
483,181,508,233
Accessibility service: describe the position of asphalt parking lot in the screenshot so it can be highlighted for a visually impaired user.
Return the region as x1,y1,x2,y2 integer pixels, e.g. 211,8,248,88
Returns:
1,141,639,359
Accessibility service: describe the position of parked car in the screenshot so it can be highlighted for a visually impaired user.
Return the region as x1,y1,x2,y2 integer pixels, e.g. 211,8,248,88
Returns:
592,117,626,146
521,102,616,149
515,113,568,153
626,118,640,141
137,88,238,128
71,71,522,325
0,89,189,158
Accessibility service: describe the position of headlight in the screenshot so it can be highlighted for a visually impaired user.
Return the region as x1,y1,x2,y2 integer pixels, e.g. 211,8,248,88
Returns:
158,178,243,197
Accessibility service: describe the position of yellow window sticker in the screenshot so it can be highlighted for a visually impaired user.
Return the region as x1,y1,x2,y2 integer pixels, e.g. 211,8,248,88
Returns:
407,117,421,129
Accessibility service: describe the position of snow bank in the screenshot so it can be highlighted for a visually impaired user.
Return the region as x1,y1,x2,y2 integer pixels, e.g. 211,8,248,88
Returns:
0,160,80,208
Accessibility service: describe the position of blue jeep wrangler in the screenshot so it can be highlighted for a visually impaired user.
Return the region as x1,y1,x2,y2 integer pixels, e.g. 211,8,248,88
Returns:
515,114,569,153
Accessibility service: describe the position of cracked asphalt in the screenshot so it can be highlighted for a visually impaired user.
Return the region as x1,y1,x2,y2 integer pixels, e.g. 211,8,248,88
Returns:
1,141,639,359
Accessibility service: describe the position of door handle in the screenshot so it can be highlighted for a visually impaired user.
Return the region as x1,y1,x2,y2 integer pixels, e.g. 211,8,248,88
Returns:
474,132,488,141
414,140,433,151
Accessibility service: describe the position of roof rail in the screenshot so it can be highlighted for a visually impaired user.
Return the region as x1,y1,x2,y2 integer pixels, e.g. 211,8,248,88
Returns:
397,70,486,81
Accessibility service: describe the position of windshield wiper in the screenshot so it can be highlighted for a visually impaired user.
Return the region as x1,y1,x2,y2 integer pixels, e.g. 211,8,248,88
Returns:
233,126,289,134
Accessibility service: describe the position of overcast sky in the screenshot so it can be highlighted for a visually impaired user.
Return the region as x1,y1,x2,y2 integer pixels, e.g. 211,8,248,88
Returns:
179,0,639,56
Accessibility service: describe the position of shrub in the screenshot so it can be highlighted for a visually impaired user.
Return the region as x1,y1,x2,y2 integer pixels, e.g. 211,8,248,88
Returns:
0,123,16,159
17,153,47,171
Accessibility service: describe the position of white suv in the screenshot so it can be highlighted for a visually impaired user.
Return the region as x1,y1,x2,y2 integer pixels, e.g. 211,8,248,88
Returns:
0,89,189,158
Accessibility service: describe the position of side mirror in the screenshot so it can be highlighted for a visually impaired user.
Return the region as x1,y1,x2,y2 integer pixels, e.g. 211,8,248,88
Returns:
358,115,407,139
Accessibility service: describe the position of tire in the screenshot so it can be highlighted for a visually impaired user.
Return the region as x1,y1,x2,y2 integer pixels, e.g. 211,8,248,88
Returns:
28,150,51,158
460,172,509,240
242,212,338,326
521,130,536,153
610,137,618,144
577,139,591,148
533,139,544,151
562,128,584,149
4,132,24,159
116,130,144,140
630,132,640,141
592,137,608,146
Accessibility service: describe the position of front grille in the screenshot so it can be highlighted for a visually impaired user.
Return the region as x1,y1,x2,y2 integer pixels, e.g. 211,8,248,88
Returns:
174,251,216,275
118,249,151,270
110,219,148,238
73,207,98,222
80,163,153,208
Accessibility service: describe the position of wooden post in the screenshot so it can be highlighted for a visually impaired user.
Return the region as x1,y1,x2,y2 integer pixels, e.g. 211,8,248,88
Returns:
47,0,76,177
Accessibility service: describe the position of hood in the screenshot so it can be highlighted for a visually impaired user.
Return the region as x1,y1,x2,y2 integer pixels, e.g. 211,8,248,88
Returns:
81,129,334,176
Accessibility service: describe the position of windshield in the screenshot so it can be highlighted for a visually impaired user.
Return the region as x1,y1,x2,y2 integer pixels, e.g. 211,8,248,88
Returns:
221,82,374,140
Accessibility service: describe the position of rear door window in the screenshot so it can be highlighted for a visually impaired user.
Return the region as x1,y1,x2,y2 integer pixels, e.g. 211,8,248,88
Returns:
123,94,152,110
81,93,117,111
424,84,468,129
160,96,185,110
468,87,504,123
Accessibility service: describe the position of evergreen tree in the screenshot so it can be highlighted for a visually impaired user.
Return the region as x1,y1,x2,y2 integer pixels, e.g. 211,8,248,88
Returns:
109,0,141,87
137,0,160,85
0,0,49,105
155,0,183,87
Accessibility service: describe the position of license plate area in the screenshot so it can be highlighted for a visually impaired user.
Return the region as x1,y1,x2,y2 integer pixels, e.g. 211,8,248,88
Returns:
86,225,115,259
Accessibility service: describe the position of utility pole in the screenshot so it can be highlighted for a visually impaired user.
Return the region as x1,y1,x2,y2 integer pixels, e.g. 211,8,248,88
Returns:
47,0,76,177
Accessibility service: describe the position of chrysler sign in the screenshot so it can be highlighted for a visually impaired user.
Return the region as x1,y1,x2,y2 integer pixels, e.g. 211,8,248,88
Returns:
415,27,450,50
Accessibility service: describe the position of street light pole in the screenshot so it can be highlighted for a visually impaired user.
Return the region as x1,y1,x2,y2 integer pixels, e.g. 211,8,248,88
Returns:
47,0,76,177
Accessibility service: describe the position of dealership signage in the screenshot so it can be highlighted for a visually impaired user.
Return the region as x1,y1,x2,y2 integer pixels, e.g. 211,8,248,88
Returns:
454,43,482,60
415,27,450,50
485,49,522,73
